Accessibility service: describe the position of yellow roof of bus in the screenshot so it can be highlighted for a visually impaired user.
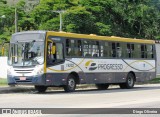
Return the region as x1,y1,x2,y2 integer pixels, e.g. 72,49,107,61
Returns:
46,31,154,44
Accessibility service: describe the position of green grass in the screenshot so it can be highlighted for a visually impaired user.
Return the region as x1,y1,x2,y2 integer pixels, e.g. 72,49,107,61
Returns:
148,78,160,84
0,78,7,86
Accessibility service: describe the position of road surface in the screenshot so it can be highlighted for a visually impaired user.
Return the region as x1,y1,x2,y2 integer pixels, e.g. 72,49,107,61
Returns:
0,84,160,116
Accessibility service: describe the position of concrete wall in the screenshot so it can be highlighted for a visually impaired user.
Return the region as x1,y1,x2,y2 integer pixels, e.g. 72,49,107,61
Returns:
0,57,7,79
156,44,160,75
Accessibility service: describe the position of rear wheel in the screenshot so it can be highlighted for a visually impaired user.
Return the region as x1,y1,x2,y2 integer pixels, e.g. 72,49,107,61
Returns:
64,75,76,92
96,84,109,90
119,73,135,89
35,86,47,93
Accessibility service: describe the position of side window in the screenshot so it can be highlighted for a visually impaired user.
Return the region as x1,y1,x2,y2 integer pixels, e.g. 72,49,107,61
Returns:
66,39,82,57
126,43,134,58
101,42,121,58
47,41,56,65
147,44,154,59
112,42,116,57
83,40,100,57
56,43,64,60
121,43,127,58
134,44,141,58
47,42,55,60
131,44,134,58
126,43,131,58
47,40,64,65
100,41,110,57
116,43,122,58
66,39,74,56
92,41,100,57
83,40,91,57
141,44,147,58
77,40,82,56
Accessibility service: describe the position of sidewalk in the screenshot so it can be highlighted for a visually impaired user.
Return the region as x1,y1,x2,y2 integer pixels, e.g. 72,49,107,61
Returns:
0,84,160,94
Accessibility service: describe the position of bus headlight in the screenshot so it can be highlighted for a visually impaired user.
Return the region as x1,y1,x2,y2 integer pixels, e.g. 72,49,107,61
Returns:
7,66,13,76
35,65,44,75
7,69,12,75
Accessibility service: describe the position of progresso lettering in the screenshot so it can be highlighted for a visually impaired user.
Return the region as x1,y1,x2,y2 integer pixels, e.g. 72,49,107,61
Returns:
98,64,123,70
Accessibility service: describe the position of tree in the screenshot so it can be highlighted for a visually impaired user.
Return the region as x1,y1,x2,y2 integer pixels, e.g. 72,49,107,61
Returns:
64,6,96,34
1,0,160,43
0,0,14,42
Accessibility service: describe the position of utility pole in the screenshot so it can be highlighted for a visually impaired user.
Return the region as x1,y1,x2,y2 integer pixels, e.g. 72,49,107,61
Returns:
52,10,65,31
13,0,18,33
59,12,62,31
15,8,18,33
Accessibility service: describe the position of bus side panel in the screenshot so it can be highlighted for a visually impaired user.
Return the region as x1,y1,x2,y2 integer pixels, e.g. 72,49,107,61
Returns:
82,72,127,84
45,72,86,86
78,72,87,84
114,72,127,83
45,73,68,86
84,72,115,84
135,72,156,82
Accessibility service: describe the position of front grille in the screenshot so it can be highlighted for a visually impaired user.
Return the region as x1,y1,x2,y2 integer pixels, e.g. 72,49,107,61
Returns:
16,72,32,74
14,69,34,74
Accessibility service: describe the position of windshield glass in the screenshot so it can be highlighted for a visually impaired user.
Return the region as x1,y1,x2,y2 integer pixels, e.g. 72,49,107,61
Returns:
8,41,44,66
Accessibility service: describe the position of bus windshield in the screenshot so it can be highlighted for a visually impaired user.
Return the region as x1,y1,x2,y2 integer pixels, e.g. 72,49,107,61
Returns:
8,41,44,66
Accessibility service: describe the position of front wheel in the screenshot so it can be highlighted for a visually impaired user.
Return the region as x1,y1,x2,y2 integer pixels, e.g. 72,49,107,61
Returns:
64,75,76,92
119,73,135,89
35,86,47,93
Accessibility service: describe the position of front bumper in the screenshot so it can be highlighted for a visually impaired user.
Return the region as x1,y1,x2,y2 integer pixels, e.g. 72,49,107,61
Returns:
7,74,46,86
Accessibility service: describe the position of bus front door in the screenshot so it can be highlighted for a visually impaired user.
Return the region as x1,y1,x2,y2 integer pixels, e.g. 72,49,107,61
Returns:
47,40,64,65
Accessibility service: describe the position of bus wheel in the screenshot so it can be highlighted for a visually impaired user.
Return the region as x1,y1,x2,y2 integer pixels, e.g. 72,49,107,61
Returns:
64,75,76,92
96,84,109,90
119,73,135,89
35,86,47,93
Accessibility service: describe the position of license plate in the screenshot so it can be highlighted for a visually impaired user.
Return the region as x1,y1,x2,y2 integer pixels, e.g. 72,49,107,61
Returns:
20,77,26,80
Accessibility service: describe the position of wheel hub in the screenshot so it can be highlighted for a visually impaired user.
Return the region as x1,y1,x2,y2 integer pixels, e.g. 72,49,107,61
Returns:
68,78,75,88
128,77,133,86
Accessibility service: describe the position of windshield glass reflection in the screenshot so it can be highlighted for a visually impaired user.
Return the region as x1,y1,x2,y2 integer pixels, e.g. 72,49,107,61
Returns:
8,41,44,66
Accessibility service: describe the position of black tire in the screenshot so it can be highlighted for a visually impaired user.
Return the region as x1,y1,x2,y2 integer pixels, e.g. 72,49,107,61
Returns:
96,84,109,90
64,75,76,92
119,73,135,89
35,86,47,93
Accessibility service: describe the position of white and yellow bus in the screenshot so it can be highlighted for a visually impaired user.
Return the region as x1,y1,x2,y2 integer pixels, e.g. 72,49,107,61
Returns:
7,31,156,92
